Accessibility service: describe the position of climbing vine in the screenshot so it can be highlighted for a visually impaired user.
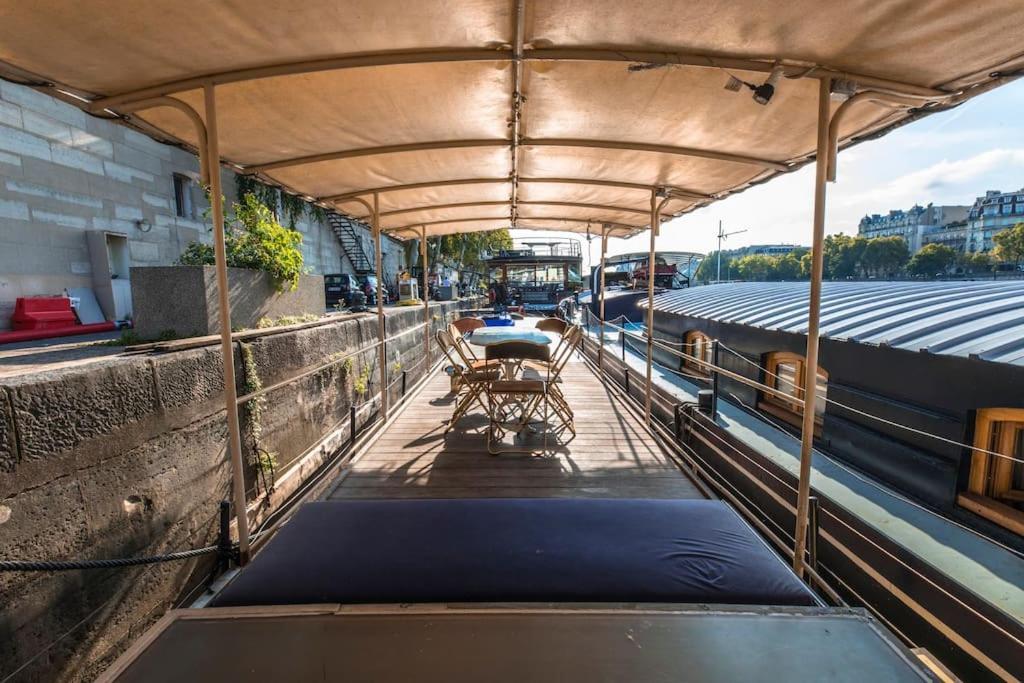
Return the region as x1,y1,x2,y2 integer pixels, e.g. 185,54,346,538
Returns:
239,342,277,495
235,175,326,228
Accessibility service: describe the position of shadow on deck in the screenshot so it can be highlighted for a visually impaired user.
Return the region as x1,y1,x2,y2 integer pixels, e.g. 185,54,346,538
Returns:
327,355,704,500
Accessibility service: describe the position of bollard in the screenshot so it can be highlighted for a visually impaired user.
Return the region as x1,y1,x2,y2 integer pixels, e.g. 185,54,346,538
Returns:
697,389,714,414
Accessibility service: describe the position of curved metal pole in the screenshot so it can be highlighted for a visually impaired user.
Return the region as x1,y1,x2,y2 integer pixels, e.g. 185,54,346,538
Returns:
597,225,609,377
203,84,250,564
372,192,389,421
793,78,832,577
826,91,932,182
374,200,651,219
421,225,430,364
247,137,786,175
324,177,711,204
384,215,645,233
117,96,210,185
86,46,948,113
643,191,670,424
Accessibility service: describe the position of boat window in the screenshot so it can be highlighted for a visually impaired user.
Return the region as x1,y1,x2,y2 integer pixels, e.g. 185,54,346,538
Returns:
683,331,713,375
960,408,1024,535
760,352,827,428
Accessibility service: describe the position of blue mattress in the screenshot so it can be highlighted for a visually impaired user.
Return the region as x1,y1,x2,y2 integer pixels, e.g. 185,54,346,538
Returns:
212,499,816,607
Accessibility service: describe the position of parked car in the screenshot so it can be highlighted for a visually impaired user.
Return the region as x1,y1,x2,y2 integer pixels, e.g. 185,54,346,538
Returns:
359,275,388,305
324,273,360,309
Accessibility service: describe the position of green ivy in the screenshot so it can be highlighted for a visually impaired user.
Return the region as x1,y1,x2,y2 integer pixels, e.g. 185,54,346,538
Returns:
178,192,304,291
236,175,326,228
239,342,277,492
353,362,372,397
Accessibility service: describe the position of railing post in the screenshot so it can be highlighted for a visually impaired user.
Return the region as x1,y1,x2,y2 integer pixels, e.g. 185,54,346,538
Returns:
624,367,630,397
808,495,820,573
793,78,833,577
673,404,684,442
372,191,388,421
401,369,407,396
711,339,720,419
203,83,250,565
597,226,609,377
621,328,626,362
350,404,357,445
217,500,232,574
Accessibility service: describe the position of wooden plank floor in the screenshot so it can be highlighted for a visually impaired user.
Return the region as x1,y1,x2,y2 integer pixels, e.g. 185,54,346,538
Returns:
327,355,704,500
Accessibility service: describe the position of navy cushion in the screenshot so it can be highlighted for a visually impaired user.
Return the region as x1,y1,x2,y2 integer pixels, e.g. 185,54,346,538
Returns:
212,499,816,607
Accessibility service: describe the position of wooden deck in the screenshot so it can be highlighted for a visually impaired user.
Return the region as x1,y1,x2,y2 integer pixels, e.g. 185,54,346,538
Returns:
327,355,704,500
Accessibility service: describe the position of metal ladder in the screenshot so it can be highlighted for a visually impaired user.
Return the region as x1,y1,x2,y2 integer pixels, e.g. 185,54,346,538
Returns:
326,211,374,274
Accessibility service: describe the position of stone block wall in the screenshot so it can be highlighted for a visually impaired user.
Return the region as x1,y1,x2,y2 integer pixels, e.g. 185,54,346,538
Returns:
0,81,408,329
0,298,477,681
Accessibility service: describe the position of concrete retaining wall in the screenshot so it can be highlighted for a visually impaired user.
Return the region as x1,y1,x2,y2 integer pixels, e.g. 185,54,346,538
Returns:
0,298,479,681
131,266,325,339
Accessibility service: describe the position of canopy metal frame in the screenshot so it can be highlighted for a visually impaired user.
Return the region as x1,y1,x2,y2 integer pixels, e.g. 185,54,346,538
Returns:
3,2,1019,599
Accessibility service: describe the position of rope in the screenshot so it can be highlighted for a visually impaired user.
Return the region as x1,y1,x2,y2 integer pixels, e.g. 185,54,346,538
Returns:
0,545,219,572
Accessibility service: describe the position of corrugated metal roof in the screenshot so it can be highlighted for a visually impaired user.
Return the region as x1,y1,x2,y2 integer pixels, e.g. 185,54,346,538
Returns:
648,281,1024,365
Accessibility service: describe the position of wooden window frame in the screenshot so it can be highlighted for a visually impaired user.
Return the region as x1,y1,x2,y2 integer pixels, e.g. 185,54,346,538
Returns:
958,407,1024,535
682,331,713,376
757,351,827,435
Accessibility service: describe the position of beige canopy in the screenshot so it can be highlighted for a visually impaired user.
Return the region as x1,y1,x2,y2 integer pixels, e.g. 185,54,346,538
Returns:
1,0,1021,239
3,0,1021,604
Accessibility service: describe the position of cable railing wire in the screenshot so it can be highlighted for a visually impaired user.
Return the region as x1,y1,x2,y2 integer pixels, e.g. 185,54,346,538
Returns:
716,341,1024,466
591,310,1024,466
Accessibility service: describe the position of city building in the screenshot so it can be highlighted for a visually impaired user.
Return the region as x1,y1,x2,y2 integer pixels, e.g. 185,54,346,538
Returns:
857,203,969,252
922,219,970,252
723,244,805,258
966,188,1024,253
0,81,407,330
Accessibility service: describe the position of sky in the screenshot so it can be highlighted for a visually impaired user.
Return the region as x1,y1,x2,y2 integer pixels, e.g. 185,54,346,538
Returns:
512,79,1024,272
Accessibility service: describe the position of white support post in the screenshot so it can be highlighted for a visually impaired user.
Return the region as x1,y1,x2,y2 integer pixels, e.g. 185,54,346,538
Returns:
597,226,609,377
373,192,389,421
203,84,250,564
644,192,659,425
793,78,833,577
421,226,430,363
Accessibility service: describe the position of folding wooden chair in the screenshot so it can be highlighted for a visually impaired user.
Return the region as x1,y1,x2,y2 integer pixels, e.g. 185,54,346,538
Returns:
437,329,498,430
484,340,552,455
448,320,486,362
535,317,569,335
542,326,581,435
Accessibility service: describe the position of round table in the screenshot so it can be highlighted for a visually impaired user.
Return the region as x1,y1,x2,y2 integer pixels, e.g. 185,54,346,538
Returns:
467,327,553,347
468,327,554,380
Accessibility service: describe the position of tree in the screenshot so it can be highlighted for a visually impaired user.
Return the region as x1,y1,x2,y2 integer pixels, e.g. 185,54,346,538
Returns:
694,251,730,283
860,236,909,278
907,243,956,278
823,234,867,279
773,253,803,280
956,251,992,275
734,254,775,281
993,222,1024,267
422,230,513,272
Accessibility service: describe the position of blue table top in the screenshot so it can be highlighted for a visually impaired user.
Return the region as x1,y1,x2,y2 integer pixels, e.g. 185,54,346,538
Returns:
468,327,553,346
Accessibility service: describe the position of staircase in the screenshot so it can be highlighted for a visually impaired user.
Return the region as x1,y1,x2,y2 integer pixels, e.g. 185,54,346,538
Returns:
326,211,374,274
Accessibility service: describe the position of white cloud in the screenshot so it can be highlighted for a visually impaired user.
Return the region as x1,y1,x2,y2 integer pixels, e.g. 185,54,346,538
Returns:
837,148,1024,209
